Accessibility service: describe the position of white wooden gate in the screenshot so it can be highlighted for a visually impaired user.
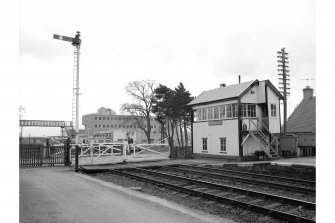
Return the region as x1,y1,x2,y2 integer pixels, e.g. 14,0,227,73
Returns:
71,138,170,165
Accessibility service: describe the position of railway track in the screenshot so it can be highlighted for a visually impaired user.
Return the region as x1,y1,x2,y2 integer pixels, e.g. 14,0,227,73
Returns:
161,165,315,195
178,164,315,187
110,167,315,223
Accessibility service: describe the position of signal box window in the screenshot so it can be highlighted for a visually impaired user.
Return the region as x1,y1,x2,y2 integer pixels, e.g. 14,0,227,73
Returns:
220,138,227,153
202,138,208,151
271,104,277,117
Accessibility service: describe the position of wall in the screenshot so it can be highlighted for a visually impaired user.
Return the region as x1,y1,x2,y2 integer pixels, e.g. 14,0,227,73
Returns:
267,86,281,133
242,135,261,155
193,119,239,156
82,113,161,140
240,81,266,104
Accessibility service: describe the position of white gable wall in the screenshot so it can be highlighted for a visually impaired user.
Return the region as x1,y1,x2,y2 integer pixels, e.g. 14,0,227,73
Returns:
240,82,266,104
267,86,281,133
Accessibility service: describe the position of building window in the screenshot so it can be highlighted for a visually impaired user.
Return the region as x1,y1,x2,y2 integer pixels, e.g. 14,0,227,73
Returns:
111,125,113,128
271,104,277,117
220,138,227,152
95,124,97,128
232,104,238,117
202,138,208,151
99,117,101,120
226,105,232,118
95,117,97,120
123,125,125,128
103,117,105,120
219,105,225,119
98,125,101,128
107,125,109,128
208,107,213,120
103,125,105,128
119,125,121,128
107,117,109,120
241,104,247,117
194,110,199,121
111,117,113,120
248,104,256,117
213,106,219,119
201,108,207,120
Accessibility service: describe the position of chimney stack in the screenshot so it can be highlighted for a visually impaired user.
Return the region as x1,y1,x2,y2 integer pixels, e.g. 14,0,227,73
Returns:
238,75,241,84
220,83,226,87
303,86,313,100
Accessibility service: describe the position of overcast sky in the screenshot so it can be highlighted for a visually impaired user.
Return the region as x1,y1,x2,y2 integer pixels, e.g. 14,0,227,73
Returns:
19,0,315,136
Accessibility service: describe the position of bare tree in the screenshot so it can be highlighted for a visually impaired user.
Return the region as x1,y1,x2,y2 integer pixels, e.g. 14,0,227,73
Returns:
19,105,26,120
121,80,157,143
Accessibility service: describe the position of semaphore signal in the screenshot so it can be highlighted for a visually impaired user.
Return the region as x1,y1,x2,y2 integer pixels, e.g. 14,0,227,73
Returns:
53,31,82,143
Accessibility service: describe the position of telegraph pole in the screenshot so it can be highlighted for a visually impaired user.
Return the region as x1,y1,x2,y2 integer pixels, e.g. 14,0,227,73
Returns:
277,48,290,135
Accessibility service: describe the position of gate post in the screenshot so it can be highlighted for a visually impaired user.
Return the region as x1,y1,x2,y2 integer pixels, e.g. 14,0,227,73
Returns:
64,137,71,166
64,145,69,166
123,141,127,163
75,145,79,172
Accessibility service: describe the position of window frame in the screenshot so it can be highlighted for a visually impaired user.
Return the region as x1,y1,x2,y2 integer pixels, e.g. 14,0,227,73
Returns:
201,108,207,120
241,104,247,117
232,104,238,118
271,104,277,117
208,107,213,120
213,106,219,119
220,137,227,153
202,138,208,151
226,104,232,118
219,105,225,119
247,104,256,118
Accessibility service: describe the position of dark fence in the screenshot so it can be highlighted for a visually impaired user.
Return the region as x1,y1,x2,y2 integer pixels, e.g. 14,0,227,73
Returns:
19,144,69,167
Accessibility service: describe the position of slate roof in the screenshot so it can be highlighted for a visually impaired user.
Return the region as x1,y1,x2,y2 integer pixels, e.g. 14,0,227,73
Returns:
287,96,316,133
188,80,256,106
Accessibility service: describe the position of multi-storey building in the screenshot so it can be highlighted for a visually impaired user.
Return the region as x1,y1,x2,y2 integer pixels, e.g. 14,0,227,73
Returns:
82,107,162,143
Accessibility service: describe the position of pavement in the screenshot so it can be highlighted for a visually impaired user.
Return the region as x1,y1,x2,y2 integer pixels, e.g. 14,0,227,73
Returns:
20,166,235,223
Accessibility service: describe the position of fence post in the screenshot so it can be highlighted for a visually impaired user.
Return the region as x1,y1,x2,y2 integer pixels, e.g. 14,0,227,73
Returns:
123,141,127,162
40,145,43,166
91,145,93,164
75,145,79,172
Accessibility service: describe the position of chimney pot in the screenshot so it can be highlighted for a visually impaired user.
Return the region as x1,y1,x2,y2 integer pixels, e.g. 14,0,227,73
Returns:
220,83,226,87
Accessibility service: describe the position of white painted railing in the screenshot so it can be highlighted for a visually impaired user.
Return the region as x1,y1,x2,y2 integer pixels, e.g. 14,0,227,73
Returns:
71,138,170,165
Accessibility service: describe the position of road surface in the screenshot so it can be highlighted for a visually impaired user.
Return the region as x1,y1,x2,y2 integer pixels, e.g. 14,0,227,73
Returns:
20,167,233,223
